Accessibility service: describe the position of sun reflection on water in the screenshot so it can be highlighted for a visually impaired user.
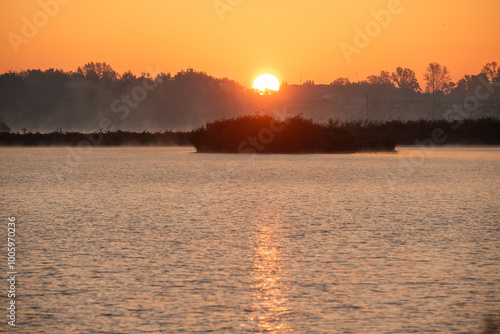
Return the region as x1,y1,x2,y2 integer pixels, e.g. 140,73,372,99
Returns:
244,214,292,333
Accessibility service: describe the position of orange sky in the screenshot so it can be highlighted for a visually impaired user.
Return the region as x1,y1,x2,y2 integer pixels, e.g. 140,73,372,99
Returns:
1,0,499,87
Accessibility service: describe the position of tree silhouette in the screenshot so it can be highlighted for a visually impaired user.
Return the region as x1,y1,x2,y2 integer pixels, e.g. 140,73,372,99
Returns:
367,71,393,85
481,61,499,83
330,77,351,86
424,62,452,94
121,70,137,83
451,74,483,97
391,67,421,92
76,62,118,81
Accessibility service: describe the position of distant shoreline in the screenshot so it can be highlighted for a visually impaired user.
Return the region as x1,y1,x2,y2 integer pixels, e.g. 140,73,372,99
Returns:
1,117,499,149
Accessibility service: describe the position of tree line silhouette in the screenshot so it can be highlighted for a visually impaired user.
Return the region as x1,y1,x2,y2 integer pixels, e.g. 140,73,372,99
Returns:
0,63,252,132
0,61,498,133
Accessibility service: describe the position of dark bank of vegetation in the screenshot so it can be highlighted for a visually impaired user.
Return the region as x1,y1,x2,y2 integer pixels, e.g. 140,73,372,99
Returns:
0,117,499,149
189,116,500,153
0,130,191,146
356,118,500,146
189,115,397,153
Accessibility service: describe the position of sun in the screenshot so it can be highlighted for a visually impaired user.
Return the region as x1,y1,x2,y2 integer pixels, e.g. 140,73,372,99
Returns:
253,74,280,92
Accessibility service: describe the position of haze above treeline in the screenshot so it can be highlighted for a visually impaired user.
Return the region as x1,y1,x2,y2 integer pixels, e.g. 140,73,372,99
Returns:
1,61,499,132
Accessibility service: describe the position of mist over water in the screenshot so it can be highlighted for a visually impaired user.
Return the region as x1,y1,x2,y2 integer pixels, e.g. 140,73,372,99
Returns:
1,147,499,333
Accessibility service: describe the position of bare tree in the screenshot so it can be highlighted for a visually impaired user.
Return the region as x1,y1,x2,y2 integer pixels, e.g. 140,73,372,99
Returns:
391,67,421,92
424,62,452,94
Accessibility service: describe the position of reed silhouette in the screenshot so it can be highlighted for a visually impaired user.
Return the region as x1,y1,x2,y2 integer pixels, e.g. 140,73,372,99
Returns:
0,130,191,146
1,117,499,148
189,116,500,153
190,115,397,153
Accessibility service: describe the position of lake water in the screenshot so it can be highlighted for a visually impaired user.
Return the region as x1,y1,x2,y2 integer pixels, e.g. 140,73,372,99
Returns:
1,146,499,333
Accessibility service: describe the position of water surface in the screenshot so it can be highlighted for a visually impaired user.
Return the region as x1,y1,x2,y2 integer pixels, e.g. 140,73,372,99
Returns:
1,146,499,333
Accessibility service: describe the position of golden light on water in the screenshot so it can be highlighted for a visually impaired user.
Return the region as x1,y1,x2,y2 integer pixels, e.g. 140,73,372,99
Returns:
245,213,291,333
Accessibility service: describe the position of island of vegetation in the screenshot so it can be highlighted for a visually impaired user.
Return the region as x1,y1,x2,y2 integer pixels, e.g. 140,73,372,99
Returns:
189,115,397,153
